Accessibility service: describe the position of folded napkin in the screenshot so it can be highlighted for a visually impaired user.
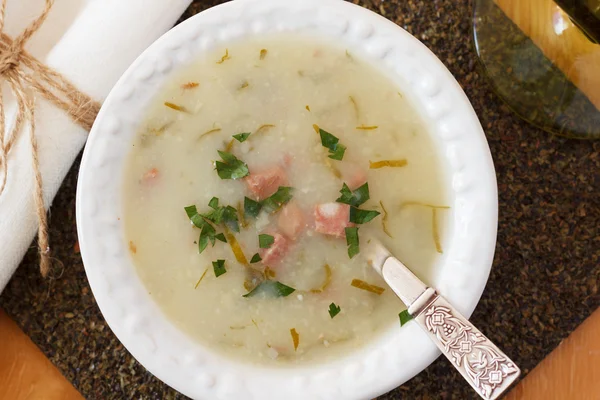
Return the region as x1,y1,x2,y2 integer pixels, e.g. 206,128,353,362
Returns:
0,0,192,293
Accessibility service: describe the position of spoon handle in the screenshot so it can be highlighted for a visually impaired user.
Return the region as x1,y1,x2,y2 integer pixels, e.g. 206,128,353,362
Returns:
412,293,521,400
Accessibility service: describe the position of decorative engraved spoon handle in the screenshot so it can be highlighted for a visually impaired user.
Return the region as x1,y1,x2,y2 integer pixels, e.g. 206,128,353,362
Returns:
412,294,521,400
372,244,521,399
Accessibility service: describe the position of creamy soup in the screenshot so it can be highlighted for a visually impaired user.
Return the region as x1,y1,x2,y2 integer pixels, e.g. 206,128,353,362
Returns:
123,35,448,365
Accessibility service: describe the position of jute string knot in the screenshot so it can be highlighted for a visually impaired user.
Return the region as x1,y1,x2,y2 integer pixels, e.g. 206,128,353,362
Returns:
0,0,101,277
0,42,20,74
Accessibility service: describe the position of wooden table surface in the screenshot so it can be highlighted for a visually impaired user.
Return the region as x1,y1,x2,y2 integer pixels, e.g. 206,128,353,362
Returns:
1,306,598,399
1,0,598,399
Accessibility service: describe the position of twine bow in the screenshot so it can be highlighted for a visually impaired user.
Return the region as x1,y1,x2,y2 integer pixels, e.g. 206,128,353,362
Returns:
0,0,101,276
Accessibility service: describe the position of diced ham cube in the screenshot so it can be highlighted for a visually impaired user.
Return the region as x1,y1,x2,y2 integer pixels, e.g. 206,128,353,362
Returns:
314,203,353,238
244,165,288,200
340,163,367,190
278,202,306,240
142,168,159,183
260,232,289,266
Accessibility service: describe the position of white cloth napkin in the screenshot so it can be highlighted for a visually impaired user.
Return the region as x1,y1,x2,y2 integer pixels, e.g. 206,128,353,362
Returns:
0,0,192,293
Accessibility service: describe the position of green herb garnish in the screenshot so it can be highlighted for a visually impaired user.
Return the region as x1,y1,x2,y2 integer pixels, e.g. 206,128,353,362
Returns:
184,205,205,228
208,197,219,209
198,222,216,254
259,234,274,249
202,202,240,232
345,227,359,258
242,280,296,298
215,150,249,180
328,303,341,318
184,205,219,254
250,253,262,263
314,124,346,161
399,310,413,326
329,144,346,161
212,259,226,277
233,132,251,142
185,199,238,254
349,207,380,224
244,196,262,218
261,186,293,212
336,182,370,207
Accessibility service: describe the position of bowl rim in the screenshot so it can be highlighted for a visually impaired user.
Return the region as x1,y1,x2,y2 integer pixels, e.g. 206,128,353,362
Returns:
76,0,498,399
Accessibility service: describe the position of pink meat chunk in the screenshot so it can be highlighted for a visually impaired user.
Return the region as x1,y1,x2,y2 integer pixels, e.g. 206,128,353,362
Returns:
142,168,159,183
314,203,353,238
244,165,288,200
278,202,306,240
259,232,289,266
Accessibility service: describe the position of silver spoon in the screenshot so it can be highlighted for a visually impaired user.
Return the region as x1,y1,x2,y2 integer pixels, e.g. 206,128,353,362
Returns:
365,239,521,400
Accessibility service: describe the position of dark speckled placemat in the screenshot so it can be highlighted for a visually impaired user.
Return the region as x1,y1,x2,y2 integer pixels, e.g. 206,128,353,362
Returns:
1,1,598,399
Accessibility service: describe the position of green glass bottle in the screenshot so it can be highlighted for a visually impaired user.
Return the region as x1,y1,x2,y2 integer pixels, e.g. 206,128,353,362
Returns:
473,0,600,138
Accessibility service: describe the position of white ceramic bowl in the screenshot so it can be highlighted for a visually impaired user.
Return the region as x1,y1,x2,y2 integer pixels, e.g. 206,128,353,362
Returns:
76,0,498,399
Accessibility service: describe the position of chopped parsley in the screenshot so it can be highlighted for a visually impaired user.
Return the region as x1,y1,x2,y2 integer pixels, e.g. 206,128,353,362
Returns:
345,227,360,258
314,124,346,161
259,234,275,249
328,303,341,318
212,259,226,277
215,150,249,180
399,310,413,326
336,182,370,207
337,182,380,225
349,207,380,224
201,200,240,232
244,196,262,218
242,280,296,298
250,253,262,263
261,186,293,213
184,205,205,228
244,188,294,217
184,199,239,254
233,132,251,142
208,197,219,209
198,222,216,254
